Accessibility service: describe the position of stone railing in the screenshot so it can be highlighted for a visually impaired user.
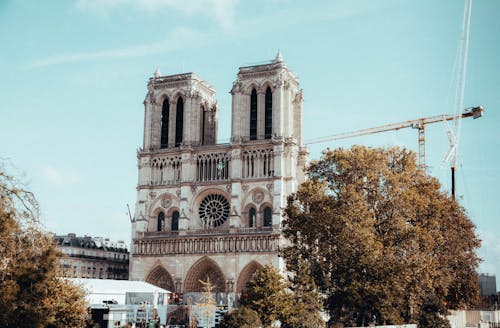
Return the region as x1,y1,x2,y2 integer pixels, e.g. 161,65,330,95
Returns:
133,232,279,256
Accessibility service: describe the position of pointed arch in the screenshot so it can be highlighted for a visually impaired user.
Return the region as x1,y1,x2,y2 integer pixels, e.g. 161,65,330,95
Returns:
250,88,258,140
161,97,170,148
263,206,272,227
265,87,272,139
236,261,264,293
248,207,256,228
184,257,226,292
145,265,175,292
171,210,179,231
157,212,165,231
175,96,184,147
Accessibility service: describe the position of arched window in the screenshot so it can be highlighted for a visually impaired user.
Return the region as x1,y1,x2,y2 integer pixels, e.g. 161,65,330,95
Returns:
161,98,170,148
157,212,165,231
171,211,179,231
175,97,184,147
249,207,256,228
201,105,206,145
250,89,257,140
265,87,272,139
264,207,272,227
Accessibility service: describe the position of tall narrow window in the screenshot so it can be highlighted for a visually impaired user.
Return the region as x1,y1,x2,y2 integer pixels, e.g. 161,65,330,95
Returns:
161,98,170,148
175,97,184,147
201,105,206,145
249,207,256,228
171,211,179,231
265,87,272,139
250,89,257,140
264,207,272,227
157,212,165,231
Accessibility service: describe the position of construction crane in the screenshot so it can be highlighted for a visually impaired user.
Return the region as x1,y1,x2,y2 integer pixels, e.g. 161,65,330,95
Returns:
305,106,484,193
444,0,473,199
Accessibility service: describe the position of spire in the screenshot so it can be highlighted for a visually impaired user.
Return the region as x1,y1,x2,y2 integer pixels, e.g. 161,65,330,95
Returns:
153,67,161,78
274,49,284,63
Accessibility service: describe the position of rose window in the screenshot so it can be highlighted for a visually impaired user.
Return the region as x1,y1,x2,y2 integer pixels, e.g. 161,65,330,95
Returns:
199,194,230,227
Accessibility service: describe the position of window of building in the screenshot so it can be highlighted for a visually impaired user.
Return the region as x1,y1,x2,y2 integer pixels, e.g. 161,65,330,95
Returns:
171,211,179,231
157,212,165,231
265,87,272,139
250,89,257,140
249,207,256,228
264,207,272,227
175,97,184,147
201,105,206,145
161,98,170,148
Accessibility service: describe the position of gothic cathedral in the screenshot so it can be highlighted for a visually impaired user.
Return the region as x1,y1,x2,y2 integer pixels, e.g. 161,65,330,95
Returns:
130,52,307,303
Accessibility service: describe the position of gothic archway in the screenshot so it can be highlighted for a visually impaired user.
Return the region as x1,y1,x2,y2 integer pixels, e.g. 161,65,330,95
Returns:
236,261,264,293
145,265,175,292
184,257,226,293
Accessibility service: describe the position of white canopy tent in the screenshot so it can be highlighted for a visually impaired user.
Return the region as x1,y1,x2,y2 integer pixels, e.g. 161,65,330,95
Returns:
68,278,170,305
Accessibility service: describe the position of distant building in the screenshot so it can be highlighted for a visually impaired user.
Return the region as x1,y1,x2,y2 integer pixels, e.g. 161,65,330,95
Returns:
54,233,129,280
479,273,497,296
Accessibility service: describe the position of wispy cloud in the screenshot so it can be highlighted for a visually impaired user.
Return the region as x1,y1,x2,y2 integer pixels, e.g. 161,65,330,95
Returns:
41,165,82,187
75,0,237,30
23,27,206,69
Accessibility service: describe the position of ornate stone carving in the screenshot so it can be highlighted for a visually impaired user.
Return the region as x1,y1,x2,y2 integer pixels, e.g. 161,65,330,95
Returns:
231,206,238,216
161,196,172,209
176,189,181,197
225,184,232,193
149,191,157,199
266,183,273,192
241,184,249,192
252,190,264,204
191,185,198,193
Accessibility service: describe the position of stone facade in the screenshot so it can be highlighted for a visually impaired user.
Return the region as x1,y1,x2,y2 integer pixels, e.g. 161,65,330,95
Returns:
130,52,307,302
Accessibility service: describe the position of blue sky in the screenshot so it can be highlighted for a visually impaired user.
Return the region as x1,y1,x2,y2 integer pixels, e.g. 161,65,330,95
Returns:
1,0,499,285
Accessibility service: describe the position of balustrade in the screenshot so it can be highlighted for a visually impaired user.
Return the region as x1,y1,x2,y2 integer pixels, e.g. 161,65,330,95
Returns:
133,233,279,256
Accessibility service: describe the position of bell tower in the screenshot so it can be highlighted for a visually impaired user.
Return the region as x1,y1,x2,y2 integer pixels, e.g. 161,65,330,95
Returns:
143,71,217,150
230,50,303,145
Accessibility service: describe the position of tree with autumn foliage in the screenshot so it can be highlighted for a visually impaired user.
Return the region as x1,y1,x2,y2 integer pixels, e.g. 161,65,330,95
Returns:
0,163,88,328
238,264,325,328
282,146,480,327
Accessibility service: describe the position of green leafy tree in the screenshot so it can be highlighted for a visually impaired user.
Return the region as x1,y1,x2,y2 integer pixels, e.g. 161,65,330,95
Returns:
283,146,480,327
218,306,262,328
240,265,291,327
0,163,88,328
283,260,325,328
240,264,325,328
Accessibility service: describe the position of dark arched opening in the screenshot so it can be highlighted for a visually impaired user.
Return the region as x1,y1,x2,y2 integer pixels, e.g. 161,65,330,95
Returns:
157,212,165,231
161,98,170,148
250,89,257,140
249,207,256,228
175,97,184,147
171,211,179,231
265,87,272,139
264,207,272,227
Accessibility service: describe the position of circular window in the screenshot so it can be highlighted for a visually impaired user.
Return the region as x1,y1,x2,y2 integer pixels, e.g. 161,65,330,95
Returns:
199,194,230,227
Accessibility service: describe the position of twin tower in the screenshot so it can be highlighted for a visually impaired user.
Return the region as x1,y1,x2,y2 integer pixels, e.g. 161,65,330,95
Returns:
130,52,307,305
